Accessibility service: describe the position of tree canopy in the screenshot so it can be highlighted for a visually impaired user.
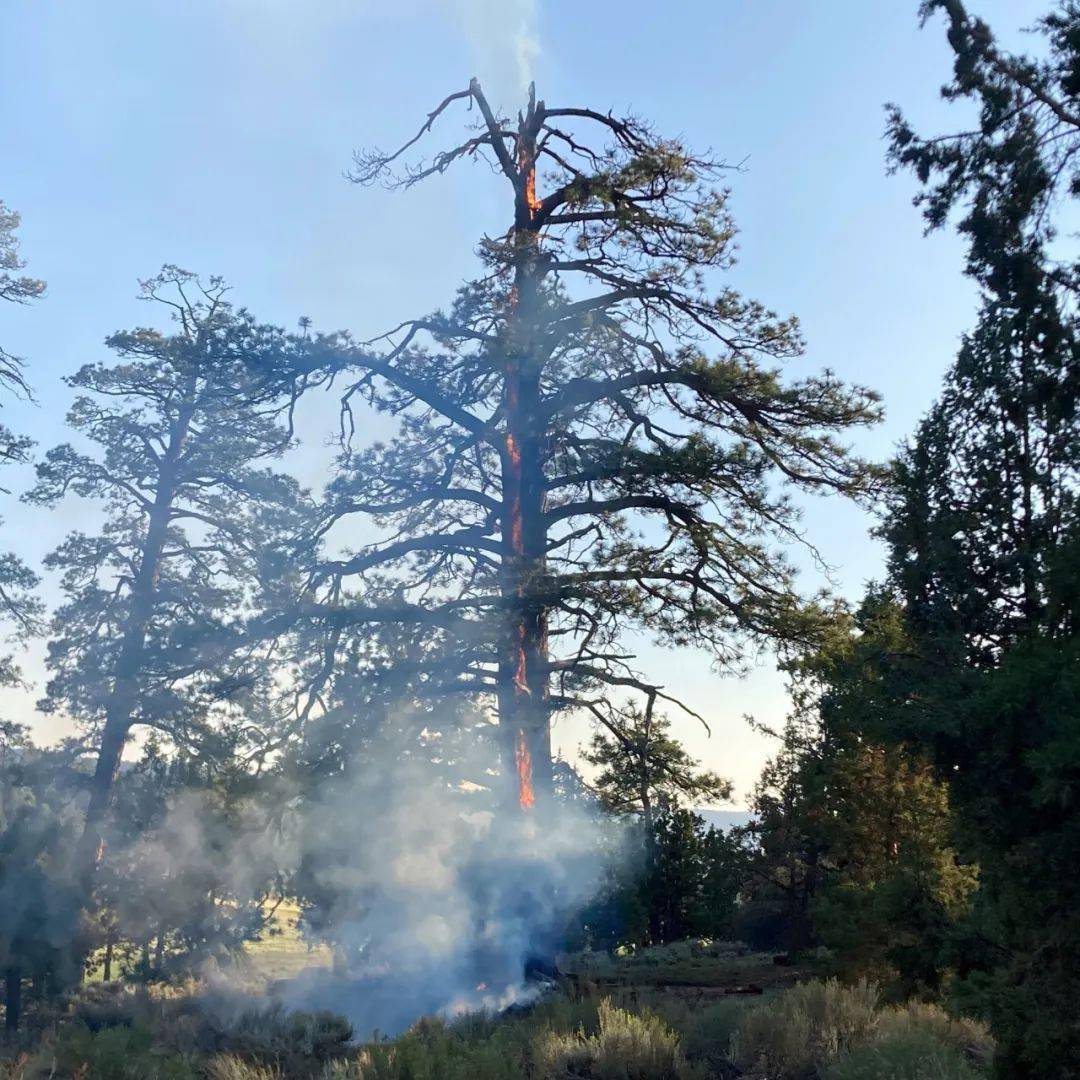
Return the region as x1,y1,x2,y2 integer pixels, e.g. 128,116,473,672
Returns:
296,79,882,814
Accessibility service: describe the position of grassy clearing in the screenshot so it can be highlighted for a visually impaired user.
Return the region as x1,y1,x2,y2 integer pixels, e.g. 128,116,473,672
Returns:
85,902,333,990
558,938,800,993
234,904,333,989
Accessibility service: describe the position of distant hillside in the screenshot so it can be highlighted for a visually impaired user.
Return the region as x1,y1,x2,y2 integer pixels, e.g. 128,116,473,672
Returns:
697,809,753,832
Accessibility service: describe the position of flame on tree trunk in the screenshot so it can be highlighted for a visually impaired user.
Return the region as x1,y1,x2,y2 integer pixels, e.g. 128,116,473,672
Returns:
515,728,536,810
499,87,550,814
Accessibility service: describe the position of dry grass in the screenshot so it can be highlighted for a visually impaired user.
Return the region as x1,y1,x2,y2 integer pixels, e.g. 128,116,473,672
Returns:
214,902,334,995
83,901,333,990
205,1056,285,1080
874,1001,994,1069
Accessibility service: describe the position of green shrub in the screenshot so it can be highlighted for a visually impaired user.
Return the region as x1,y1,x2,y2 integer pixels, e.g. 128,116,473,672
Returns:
825,1028,983,1079
51,1023,198,1079
678,998,751,1074
874,1001,993,1069
730,979,880,1079
327,1015,530,1080
211,1004,353,1071
534,998,695,1079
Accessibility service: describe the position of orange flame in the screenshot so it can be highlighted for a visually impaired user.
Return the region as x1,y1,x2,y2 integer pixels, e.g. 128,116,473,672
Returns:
515,728,535,810
505,432,522,469
518,142,541,219
524,166,540,217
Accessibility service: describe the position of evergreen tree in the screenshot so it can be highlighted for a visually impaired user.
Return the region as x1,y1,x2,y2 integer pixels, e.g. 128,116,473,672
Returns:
96,738,279,981
0,201,44,669
887,0,1080,301
303,79,882,815
886,4,1080,1070
582,704,731,829
747,596,975,981
27,267,310,889
583,703,745,946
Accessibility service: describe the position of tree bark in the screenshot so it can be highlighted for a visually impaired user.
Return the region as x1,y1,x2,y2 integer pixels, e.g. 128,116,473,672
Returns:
74,403,195,890
4,967,20,1037
498,98,553,815
103,932,114,983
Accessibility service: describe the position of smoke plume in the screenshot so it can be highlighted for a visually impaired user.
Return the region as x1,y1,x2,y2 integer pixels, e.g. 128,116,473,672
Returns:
274,729,609,1037
98,722,615,1037
451,0,540,106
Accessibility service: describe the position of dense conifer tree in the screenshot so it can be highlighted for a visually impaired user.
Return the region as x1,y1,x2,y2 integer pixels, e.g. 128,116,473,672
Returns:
883,3,1080,1071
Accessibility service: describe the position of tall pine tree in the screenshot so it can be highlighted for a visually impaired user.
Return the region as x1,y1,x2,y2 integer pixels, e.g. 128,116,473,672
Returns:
302,80,882,814
28,267,310,889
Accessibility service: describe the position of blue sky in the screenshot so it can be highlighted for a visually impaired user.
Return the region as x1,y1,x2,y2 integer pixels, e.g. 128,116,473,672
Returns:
1,0,1044,802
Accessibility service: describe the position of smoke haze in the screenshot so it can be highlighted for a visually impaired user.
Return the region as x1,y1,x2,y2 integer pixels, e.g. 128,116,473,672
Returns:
80,724,616,1038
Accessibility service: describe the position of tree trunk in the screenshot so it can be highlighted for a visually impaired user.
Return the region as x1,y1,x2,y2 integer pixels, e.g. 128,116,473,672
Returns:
153,930,165,974
640,786,665,945
74,403,195,891
4,968,20,1037
103,932,114,983
498,100,553,815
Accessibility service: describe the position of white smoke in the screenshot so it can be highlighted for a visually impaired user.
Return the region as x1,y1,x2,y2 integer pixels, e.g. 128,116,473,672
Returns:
272,730,613,1037
450,0,540,107
98,722,617,1038
219,0,541,112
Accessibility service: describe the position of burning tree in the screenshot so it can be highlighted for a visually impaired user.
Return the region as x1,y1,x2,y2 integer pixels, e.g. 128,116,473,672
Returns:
309,81,881,813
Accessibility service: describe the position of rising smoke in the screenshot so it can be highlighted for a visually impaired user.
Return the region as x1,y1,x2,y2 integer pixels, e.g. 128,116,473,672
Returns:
79,721,618,1039
450,0,540,105
274,727,611,1037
